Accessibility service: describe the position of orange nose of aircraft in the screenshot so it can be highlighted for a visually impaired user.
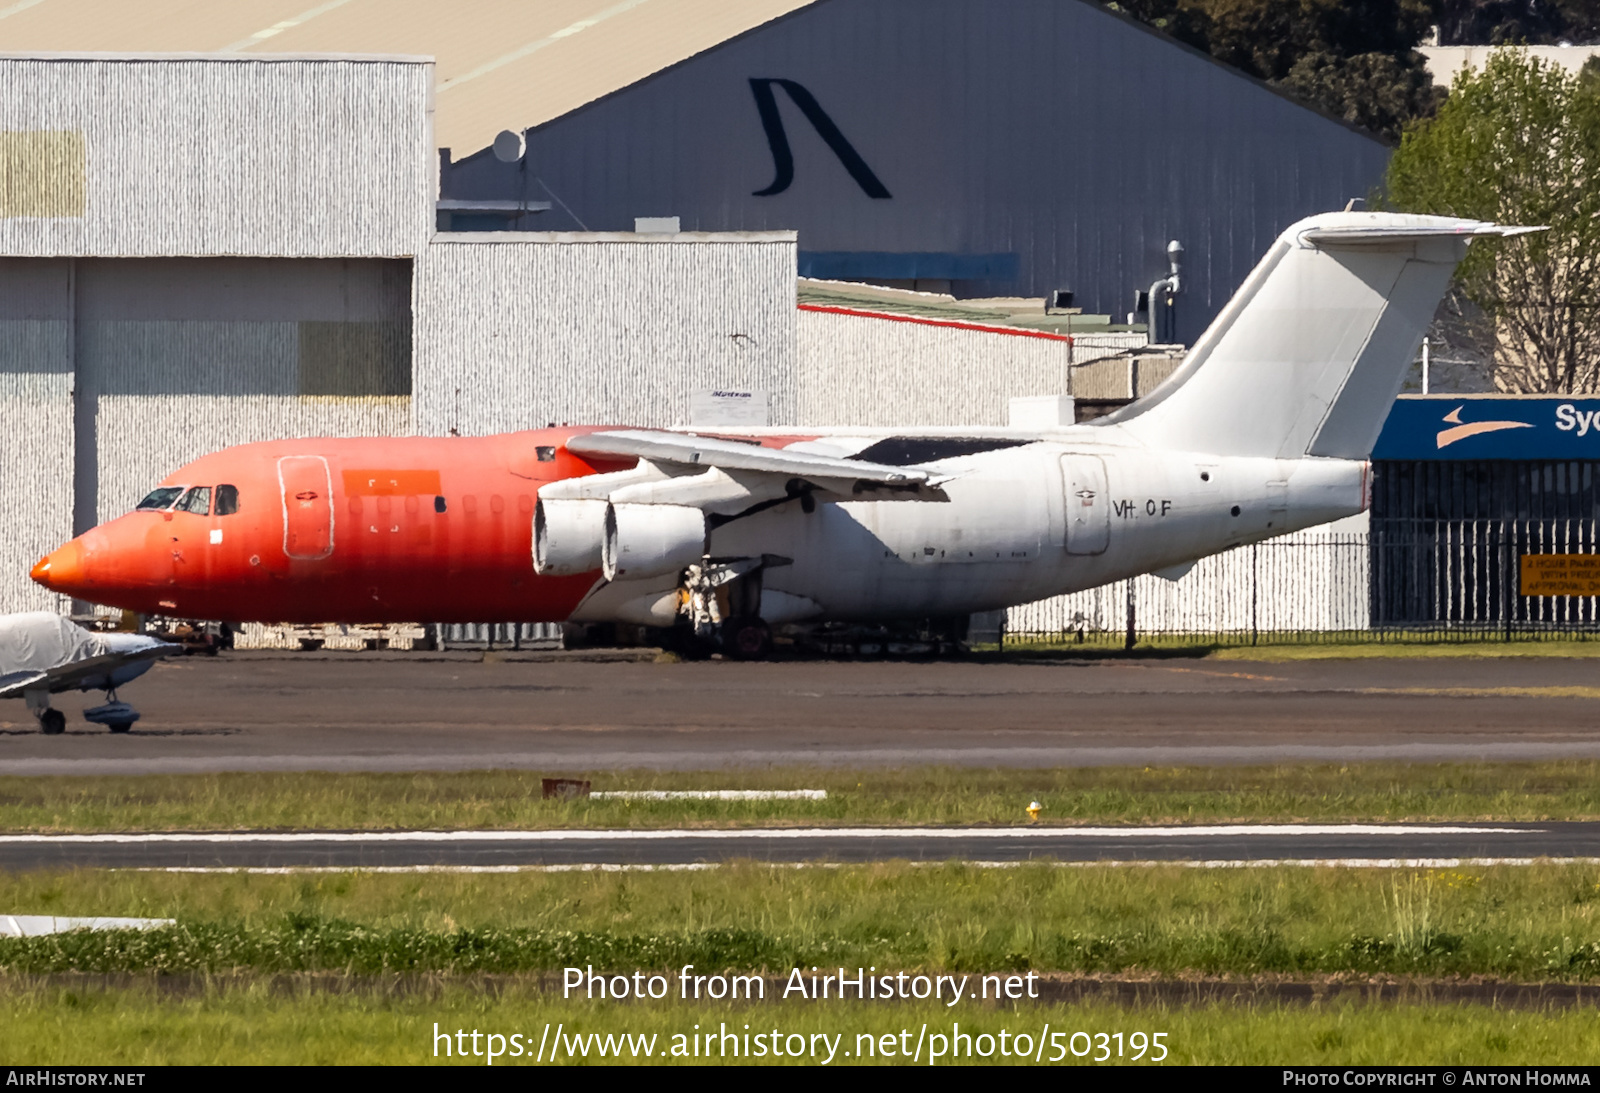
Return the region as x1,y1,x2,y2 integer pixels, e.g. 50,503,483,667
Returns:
31,538,87,596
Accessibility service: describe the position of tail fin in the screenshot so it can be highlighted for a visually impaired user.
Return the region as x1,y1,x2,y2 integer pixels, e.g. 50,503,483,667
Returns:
1110,212,1535,460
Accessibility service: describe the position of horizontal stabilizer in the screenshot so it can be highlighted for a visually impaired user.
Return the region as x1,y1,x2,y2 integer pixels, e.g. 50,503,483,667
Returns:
1300,223,1543,247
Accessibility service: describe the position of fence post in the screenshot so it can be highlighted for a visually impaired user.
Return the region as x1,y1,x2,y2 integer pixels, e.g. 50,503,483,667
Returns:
1502,521,1511,643
1251,543,1259,646
1124,579,1136,651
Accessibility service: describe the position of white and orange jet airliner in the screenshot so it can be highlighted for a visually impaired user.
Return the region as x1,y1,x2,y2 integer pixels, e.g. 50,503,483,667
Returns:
31,212,1532,656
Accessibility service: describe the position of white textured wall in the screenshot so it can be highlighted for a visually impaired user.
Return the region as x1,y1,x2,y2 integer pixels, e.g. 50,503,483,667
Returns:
0,57,433,257
413,233,798,435
797,307,1075,427
0,372,72,613
95,395,410,525
1007,530,1371,637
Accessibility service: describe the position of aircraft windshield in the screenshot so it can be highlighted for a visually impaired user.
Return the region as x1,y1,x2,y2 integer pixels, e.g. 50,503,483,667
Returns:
175,486,211,515
135,487,184,511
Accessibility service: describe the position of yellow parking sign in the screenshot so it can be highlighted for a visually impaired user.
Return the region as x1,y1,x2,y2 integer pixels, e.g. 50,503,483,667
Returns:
1521,554,1600,596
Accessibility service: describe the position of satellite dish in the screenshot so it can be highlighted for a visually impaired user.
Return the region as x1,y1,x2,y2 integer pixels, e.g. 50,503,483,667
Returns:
492,129,526,164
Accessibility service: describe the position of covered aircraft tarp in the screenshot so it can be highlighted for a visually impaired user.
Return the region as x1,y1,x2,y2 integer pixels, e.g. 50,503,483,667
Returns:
0,612,107,676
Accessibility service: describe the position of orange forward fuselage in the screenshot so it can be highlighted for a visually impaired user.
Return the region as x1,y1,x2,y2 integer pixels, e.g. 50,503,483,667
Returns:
34,429,632,623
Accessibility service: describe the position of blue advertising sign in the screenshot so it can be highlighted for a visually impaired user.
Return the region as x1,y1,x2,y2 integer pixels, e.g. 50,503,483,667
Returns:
1372,396,1600,461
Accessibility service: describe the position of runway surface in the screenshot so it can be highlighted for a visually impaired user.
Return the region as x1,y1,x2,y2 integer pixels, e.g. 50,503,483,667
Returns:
6,650,1600,773
0,821,1593,869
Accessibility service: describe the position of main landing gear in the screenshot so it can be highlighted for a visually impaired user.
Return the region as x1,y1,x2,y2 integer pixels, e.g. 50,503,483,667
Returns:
678,555,787,661
721,616,773,661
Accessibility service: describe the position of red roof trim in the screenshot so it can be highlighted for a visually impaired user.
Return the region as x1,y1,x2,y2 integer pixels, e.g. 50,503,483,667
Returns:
798,303,1073,342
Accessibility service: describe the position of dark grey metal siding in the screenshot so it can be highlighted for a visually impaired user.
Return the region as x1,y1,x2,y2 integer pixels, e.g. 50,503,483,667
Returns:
444,0,1392,343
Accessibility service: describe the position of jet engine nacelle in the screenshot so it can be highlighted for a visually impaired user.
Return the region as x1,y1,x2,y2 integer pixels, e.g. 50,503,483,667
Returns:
534,498,607,576
602,503,706,581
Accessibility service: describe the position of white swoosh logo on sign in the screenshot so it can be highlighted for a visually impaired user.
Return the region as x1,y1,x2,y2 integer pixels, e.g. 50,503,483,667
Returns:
1436,406,1534,449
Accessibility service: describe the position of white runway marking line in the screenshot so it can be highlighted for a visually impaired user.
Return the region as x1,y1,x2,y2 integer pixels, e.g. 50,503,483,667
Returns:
588,790,827,800
7,823,1532,844
133,857,1600,875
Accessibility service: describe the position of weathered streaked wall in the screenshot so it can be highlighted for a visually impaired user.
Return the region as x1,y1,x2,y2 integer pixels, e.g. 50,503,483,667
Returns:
74,258,413,531
797,306,1074,426
0,256,413,613
1007,527,1371,637
0,56,433,257
0,259,72,612
413,232,797,435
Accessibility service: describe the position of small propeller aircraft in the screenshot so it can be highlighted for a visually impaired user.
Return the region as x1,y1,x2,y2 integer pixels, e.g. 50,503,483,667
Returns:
29,212,1534,657
0,612,175,734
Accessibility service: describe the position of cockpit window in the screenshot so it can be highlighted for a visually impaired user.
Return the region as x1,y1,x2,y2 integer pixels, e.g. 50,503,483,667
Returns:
175,486,211,515
215,484,240,516
136,487,184,511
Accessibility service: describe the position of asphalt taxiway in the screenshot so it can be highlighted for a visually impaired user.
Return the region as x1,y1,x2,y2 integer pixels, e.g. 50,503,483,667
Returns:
0,822,1595,870
6,651,1600,773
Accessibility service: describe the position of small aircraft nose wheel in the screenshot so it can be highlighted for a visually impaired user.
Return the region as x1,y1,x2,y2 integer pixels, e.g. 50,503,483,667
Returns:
38,709,66,735
722,616,773,661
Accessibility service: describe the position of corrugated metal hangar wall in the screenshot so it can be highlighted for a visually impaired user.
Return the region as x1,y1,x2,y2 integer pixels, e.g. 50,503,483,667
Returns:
0,55,434,614
442,0,1393,345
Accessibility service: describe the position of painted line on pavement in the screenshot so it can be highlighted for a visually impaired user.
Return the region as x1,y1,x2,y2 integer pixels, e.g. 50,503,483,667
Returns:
0,823,1532,844
130,856,1600,874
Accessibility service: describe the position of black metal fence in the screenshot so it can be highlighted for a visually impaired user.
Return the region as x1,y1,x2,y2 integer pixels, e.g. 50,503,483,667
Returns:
1372,518,1600,631
1004,524,1600,646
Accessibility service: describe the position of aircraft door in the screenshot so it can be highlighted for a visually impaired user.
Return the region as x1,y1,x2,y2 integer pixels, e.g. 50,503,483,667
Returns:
278,456,334,560
1062,454,1110,555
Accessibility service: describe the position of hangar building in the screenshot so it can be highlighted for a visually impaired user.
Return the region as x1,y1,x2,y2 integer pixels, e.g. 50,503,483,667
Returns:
0,52,1119,621
442,0,1393,343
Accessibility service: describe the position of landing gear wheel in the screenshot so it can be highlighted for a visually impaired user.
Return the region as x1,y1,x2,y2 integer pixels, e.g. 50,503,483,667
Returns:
723,616,773,661
107,721,133,734
38,709,65,735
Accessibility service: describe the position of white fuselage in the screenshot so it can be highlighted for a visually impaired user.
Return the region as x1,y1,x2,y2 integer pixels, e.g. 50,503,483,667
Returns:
575,423,1366,624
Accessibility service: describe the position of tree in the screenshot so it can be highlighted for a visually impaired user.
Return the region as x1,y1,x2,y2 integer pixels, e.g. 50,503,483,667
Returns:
1435,1,1600,46
1105,0,1443,138
1386,49,1600,393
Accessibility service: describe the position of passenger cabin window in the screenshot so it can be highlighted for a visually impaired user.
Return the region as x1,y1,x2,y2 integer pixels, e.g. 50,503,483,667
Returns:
136,486,184,511
214,485,239,516
176,486,211,515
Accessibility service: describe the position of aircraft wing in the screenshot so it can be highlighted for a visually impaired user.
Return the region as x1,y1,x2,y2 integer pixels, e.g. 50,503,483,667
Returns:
0,670,47,700
564,429,951,504
0,614,177,699
35,645,173,694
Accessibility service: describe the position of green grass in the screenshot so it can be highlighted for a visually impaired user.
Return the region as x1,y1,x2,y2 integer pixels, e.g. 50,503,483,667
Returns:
3,982,1598,1064
8,762,1600,832
9,863,1600,981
